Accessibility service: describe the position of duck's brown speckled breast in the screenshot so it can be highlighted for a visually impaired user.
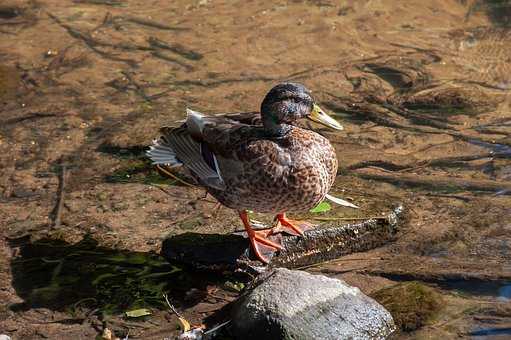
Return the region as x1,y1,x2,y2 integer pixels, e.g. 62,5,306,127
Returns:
208,127,338,213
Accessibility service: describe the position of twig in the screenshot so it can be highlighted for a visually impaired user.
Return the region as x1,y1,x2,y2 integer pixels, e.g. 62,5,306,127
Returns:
47,12,138,67
296,256,384,270
156,165,195,187
146,89,172,100
151,51,194,71
163,293,183,318
73,0,125,6
121,71,150,101
203,320,231,336
424,193,473,202
163,293,193,332
311,216,389,221
121,16,189,31
170,76,276,88
53,165,67,228
2,112,60,126
147,37,203,60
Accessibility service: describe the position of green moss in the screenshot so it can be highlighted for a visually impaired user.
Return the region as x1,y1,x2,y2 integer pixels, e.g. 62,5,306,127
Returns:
371,282,443,332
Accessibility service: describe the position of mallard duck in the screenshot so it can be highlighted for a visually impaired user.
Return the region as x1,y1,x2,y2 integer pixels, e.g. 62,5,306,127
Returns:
147,83,344,263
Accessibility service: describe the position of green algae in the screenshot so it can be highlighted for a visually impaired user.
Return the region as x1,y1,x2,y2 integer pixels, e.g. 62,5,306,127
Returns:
371,282,443,332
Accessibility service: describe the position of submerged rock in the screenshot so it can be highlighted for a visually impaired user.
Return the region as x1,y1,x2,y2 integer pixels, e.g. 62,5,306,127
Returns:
230,268,395,340
371,282,443,332
161,206,402,271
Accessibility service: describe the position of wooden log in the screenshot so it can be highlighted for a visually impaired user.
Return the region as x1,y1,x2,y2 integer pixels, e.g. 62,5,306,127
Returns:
161,206,403,272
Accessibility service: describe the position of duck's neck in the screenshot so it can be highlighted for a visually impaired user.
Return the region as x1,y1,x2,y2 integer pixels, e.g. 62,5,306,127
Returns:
262,115,292,137
263,122,292,137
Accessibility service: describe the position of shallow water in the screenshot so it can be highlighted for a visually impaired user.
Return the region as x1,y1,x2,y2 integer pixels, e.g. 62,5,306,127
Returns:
1,0,511,339
498,284,511,301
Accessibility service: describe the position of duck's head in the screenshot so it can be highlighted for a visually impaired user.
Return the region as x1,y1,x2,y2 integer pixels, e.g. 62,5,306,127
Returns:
260,82,343,136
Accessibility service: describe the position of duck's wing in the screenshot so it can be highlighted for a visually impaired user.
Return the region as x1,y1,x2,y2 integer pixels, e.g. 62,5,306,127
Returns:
148,109,257,191
197,112,293,174
217,111,262,126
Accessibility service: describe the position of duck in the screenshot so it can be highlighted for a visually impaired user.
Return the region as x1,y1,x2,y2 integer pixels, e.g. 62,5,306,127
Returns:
147,82,345,263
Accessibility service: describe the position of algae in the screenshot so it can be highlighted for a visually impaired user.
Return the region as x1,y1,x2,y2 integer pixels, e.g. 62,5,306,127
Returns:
371,281,443,332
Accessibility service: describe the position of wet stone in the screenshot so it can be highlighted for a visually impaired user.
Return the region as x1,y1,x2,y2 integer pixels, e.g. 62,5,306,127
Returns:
161,206,402,272
229,268,396,340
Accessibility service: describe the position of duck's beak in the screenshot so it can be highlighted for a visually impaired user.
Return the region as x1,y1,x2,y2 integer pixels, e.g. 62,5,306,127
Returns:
307,104,344,131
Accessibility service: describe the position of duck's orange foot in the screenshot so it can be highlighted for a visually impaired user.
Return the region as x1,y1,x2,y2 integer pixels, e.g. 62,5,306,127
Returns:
248,229,283,264
239,211,283,264
273,212,314,236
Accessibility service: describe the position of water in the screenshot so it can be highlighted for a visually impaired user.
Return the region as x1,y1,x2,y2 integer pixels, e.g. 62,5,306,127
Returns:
1,0,511,339
498,284,511,301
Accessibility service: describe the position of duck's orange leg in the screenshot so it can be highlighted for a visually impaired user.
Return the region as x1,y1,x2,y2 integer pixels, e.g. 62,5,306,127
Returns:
273,212,314,236
239,211,282,263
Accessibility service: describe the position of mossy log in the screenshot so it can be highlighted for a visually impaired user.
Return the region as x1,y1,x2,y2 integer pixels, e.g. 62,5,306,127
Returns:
161,206,402,272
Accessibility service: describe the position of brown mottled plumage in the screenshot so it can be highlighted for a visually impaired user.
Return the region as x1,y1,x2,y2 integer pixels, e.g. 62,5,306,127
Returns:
206,126,338,213
147,83,343,263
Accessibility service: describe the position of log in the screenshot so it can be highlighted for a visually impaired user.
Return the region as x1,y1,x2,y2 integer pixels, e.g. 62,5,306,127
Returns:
161,206,403,272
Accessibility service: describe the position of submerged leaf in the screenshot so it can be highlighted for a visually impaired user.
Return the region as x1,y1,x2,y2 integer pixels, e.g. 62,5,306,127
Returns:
309,201,331,213
224,281,245,292
125,308,152,318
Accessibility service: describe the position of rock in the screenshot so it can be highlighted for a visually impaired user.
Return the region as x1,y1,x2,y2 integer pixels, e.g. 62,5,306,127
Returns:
161,206,402,272
230,268,396,340
0,335,12,340
371,282,443,332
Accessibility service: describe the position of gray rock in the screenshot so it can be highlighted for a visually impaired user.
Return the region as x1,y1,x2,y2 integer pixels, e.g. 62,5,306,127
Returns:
0,335,12,340
230,268,395,340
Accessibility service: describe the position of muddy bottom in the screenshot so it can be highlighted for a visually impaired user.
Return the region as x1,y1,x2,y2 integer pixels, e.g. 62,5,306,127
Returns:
1,0,511,339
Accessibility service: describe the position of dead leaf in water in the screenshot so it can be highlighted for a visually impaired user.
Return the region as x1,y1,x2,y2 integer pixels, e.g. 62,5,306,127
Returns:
125,308,152,318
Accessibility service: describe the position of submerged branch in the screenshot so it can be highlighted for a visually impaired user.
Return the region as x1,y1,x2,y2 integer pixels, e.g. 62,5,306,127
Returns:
119,15,189,31
353,168,511,194
47,12,138,67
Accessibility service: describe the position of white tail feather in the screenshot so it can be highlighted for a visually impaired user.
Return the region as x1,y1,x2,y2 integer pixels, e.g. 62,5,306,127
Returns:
325,193,359,209
186,108,206,136
146,139,183,166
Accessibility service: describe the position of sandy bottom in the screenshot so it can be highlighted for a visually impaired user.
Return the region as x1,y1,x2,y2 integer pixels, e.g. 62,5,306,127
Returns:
1,0,511,338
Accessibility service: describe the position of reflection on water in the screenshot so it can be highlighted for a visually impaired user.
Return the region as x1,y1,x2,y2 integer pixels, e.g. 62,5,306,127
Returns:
438,280,511,299
9,236,222,315
498,284,511,301
470,327,511,337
